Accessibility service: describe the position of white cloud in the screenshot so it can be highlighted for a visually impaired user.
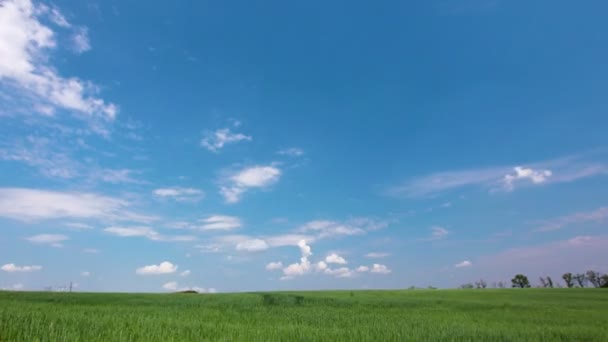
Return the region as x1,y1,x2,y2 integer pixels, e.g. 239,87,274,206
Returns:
136,261,177,275
96,169,142,184
104,226,195,242
236,239,268,252
425,226,449,241
281,240,313,280
201,128,251,152
265,261,283,271
71,26,90,54
180,270,191,277
25,234,68,247
153,187,204,202
1,263,42,272
0,0,117,129
162,281,178,290
277,148,304,157
0,188,156,223
356,266,370,272
324,267,355,278
503,167,552,191
265,234,315,247
298,220,365,238
81,271,91,277
65,222,93,230
370,264,391,274
535,207,608,232
325,253,347,265
388,155,608,197
199,215,241,231
220,165,281,203
455,260,472,268
83,248,99,254
365,252,389,258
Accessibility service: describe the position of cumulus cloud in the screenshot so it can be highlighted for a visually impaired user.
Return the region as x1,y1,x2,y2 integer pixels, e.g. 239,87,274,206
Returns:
236,239,269,252
180,270,191,277
0,0,117,130
455,260,472,268
136,261,177,275
503,167,552,191
25,234,68,247
199,215,241,231
220,165,281,203
153,187,204,202
279,240,392,280
277,148,304,157
1,263,42,272
201,128,251,152
365,252,389,258
370,264,391,274
0,188,156,223
325,253,347,265
265,261,283,271
104,226,195,242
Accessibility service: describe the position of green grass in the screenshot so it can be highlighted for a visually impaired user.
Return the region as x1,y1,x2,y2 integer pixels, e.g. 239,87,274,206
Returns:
0,289,607,341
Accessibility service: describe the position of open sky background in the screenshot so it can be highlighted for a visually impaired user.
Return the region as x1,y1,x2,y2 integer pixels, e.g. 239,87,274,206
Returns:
1,0,607,292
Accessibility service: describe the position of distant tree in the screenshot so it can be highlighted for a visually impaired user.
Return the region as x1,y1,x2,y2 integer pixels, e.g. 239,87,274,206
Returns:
460,283,474,289
562,273,575,288
497,281,506,289
574,273,587,288
546,276,554,288
475,279,487,289
601,275,608,288
511,274,531,288
540,277,548,288
586,270,601,288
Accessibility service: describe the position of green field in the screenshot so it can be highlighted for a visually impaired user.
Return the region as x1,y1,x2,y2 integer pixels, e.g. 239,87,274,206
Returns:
1,289,607,341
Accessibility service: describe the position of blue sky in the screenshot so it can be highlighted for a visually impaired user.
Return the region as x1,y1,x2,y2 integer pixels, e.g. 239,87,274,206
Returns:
1,0,607,292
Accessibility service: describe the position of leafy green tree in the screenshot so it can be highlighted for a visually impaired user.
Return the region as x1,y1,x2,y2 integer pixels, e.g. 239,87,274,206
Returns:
546,276,554,288
562,273,574,288
601,275,608,288
511,274,531,288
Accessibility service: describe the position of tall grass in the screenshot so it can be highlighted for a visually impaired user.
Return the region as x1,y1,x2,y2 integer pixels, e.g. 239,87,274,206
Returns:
0,289,607,341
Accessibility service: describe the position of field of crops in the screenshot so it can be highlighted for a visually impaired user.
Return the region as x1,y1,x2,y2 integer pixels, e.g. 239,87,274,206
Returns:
1,289,607,341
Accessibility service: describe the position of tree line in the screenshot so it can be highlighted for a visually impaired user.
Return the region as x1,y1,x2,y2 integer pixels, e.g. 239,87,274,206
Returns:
461,270,608,289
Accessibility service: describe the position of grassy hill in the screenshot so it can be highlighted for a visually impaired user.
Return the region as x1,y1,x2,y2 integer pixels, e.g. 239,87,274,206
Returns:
1,289,607,341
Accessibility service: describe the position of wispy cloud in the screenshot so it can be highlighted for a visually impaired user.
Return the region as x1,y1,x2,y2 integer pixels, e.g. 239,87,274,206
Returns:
201,128,251,152
365,252,390,258
420,226,449,241
199,215,242,231
104,226,195,242
0,0,117,131
153,187,204,202
277,148,304,157
388,154,608,197
455,260,472,268
25,234,68,247
0,188,156,223
1,263,42,272
219,165,282,203
534,207,608,232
